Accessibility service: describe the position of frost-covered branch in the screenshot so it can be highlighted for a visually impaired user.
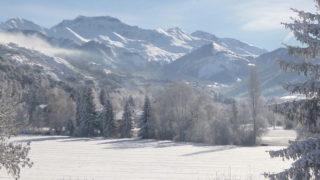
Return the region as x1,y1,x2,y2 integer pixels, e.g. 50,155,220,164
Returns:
279,61,320,77
266,1,320,179
0,77,33,179
266,138,320,179
283,80,320,97
271,100,320,133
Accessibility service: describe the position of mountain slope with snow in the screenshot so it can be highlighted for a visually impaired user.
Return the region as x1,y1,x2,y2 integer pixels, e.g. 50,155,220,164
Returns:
225,48,306,97
192,31,267,56
2,16,298,97
47,16,266,63
163,42,251,84
0,18,47,34
0,16,267,68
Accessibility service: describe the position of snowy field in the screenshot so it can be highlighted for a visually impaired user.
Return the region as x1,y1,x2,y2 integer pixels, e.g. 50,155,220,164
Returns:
0,129,296,180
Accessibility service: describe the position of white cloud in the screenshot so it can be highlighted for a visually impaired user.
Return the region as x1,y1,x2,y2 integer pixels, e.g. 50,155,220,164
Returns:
0,32,80,56
236,0,315,31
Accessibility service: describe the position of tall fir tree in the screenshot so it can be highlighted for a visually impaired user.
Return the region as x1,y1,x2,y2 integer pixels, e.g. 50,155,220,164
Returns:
231,100,238,124
76,87,97,137
265,1,320,179
138,96,155,139
119,100,133,138
99,89,116,138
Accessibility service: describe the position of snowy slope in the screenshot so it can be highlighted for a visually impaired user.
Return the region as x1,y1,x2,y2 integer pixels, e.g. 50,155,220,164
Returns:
0,16,279,97
0,43,82,82
192,31,267,56
48,16,195,62
225,48,306,97
164,42,251,84
0,135,293,180
48,16,266,63
0,18,47,34
0,41,126,91
0,16,267,77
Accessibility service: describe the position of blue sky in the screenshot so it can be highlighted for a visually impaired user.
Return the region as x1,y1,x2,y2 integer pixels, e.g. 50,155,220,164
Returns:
0,0,315,50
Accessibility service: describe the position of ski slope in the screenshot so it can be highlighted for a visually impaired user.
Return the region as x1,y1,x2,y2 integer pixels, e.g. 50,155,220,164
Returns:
0,129,295,180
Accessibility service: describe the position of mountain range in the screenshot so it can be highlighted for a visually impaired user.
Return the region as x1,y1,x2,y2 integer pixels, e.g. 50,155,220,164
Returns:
0,16,301,98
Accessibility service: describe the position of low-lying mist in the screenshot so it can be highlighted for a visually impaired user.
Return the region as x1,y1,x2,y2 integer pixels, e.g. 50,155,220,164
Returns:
0,31,80,57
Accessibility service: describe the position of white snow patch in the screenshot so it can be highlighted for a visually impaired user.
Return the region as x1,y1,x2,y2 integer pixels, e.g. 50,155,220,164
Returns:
65,27,90,43
207,82,229,89
212,42,230,52
280,95,305,101
11,54,28,63
53,57,75,70
104,69,112,74
98,35,125,47
141,44,183,62
38,104,47,109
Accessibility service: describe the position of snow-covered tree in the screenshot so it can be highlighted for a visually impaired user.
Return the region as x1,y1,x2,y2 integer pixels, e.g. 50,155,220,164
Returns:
248,65,262,145
0,79,33,179
119,100,133,138
99,89,116,138
47,88,75,135
76,87,97,137
138,96,155,139
230,100,238,124
265,1,320,179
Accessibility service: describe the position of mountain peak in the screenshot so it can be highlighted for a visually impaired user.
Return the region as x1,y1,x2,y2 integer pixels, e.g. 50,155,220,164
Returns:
74,15,121,23
1,18,46,33
167,27,183,33
191,31,218,41
55,15,122,28
5,18,36,27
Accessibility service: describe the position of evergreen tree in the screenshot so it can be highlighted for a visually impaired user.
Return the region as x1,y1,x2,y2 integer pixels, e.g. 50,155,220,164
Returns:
99,89,116,137
66,119,75,136
138,96,155,139
119,100,133,138
265,1,320,179
76,87,97,137
231,100,238,124
128,95,135,107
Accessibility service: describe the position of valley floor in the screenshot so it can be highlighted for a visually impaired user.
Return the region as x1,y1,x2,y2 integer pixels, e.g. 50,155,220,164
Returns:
0,128,296,180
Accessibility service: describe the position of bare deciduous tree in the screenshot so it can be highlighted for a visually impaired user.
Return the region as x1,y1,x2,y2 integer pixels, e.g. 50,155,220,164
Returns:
248,65,262,145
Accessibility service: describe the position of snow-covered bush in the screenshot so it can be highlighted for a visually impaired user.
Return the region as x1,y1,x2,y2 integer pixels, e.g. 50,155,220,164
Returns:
0,77,33,179
149,82,262,145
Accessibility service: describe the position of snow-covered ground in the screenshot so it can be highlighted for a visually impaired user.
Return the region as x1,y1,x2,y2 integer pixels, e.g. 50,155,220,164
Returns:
0,129,296,180
261,127,297,146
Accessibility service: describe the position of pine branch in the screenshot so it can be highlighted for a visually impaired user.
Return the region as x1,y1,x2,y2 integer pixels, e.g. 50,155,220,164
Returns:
286,45,320,59
272,99,320,133
283,80,320,97
290,8,320,22
279,60,320,77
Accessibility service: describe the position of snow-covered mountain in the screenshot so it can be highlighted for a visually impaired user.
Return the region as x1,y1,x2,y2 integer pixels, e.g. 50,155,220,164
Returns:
163,42,252,84
0,43,85,82
0,18,47,34
191,31,267,56
48,16,196,62
0,16,268,78
225,48,306,97
1,15,290,97
46,16,266,63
